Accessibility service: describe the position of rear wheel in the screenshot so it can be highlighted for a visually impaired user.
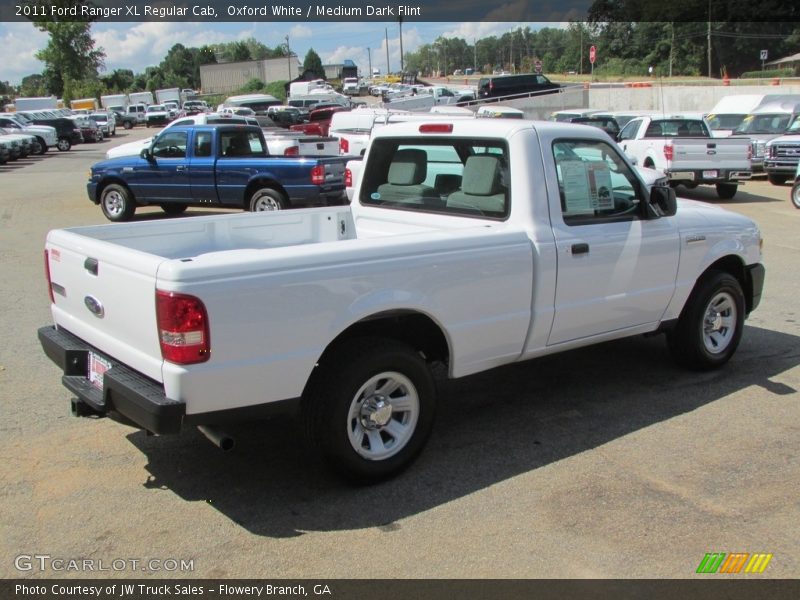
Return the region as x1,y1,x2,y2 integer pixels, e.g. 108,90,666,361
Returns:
160,203,187,215
100,183,136,222
667,271,745,370
36,137,47,155
791,182,800,209
57,137,71,152
715,183,737,199
302,337,436,482
124,121,133,130
248,188,286,211
767,174,788,185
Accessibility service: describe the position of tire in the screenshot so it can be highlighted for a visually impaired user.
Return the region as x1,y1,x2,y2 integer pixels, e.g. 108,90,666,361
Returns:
767,174,787,186
302,337,437,482
100,183,136,222
124,121,133,130
791,182,800,209
56,137,71,152
96,131,103,142
667,271,745,371
36,137,47,155
248,187,286,211
715,183,737,199
160,203,187,215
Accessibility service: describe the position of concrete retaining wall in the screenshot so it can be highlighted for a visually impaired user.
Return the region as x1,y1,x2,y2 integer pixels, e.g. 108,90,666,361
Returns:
506,84,800,120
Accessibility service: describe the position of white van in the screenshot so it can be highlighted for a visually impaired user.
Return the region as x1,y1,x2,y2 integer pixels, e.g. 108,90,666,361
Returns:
729,97,800,173
706,94,787,137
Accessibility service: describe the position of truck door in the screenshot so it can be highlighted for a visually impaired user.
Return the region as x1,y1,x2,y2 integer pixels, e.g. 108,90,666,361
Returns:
188,130,217,203
547,138,680,345
131,130,192,203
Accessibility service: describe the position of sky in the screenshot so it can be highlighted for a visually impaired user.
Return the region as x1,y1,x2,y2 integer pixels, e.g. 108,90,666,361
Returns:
0,21,540,85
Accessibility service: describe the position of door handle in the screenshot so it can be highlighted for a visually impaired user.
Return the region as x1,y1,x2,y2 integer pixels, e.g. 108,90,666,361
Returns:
176,165,186,171
571,243,590,255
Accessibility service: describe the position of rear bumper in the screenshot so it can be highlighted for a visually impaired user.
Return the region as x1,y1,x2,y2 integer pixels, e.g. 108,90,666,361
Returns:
666,169,751,183
38,325,185,434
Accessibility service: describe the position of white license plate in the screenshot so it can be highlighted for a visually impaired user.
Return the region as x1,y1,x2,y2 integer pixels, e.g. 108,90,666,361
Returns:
702,170,718,179
88,352,111,390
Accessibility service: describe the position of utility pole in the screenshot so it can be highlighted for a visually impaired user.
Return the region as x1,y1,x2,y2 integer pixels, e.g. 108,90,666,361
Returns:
285,35,292,79
385,28,390,75
707,0,712,78
580,26,583,75
473,38,477,72
367,47,372,77
669,22,674,78
399,18,404,74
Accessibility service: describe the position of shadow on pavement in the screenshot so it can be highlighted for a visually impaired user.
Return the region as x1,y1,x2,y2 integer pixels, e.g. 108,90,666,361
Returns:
127,325,799,538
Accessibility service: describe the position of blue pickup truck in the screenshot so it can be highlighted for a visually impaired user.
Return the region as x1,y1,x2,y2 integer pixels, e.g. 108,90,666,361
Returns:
87,123,348,221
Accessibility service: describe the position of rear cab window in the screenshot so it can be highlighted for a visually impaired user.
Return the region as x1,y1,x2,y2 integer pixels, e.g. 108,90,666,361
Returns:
359,137,510,220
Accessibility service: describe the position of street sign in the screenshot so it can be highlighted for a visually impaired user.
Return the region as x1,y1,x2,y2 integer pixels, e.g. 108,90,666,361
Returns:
760,49,768,61
589,46,596,65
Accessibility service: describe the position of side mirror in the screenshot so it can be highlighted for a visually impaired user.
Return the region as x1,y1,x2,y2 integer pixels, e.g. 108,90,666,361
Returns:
648,185,677,218
140,147,153,161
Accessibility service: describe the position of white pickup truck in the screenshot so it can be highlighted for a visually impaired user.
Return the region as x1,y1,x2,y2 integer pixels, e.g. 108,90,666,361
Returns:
39,119,765,482
617,116,752,199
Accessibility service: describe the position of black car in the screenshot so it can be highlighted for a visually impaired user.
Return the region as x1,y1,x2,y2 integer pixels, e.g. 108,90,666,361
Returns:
477,73,560,100
18,113,82,151
570,116,622,139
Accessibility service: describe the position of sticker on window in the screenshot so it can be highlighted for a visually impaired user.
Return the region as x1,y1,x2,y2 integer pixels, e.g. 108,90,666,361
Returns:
561,160,614,214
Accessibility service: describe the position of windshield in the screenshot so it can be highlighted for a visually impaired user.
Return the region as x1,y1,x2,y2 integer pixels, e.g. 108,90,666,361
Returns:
147,105,166,113
783,115,800,134
733,113,792,134
706,113,746,130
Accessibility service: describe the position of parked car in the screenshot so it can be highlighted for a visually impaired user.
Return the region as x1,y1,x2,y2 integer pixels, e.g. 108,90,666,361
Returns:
16,111,82,151
71,115,102,142
763,114,800,185
570,115,623,139
0,140,10,164
38,118,765,482
88,112,116,137
111,109,137,130
0,128,38,156
477,73,560,100
729,99,800,177
792,162,800,209
0,113,57,154
145,104,171,128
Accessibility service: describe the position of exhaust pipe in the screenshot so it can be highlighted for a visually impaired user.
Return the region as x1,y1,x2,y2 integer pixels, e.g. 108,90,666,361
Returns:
197,425,235,452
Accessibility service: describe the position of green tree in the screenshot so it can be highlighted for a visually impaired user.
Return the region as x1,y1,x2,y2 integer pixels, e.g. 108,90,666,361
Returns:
31,18,105,96
101,69,135,93
20,74,46,97
303,49,325,78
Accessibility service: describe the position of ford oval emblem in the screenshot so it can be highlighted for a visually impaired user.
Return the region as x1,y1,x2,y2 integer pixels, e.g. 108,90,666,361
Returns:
84,295,105,318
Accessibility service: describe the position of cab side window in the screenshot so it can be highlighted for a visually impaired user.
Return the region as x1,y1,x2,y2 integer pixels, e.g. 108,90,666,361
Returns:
194,131,212,157
553,139,643,225
618,120,640,141
151,131,187,158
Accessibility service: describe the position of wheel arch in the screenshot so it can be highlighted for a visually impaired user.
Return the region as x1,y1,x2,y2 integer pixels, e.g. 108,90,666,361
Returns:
701,255,755,314
95,177,136,205
244,177,289,209
309,310,451,387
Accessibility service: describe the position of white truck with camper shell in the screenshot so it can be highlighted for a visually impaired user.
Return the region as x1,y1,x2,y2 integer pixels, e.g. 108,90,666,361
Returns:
617,115,752,199
39,119,765,483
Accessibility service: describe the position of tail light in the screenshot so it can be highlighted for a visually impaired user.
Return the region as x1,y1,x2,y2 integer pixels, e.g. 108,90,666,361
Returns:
345,168,352,187
747,143,753,161
155,290,210,364
283,146,299,156
311,165,325,185
419,123,453,133
663,142,674,162
44,250,54,303
339,137,349,154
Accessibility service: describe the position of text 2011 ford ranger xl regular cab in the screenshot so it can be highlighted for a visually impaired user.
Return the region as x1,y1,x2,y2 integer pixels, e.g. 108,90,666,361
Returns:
39,119,765,482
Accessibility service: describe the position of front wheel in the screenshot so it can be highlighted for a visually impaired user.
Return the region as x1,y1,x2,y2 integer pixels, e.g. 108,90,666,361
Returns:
100,183,136,222
791,182,800,209
667,271,745,371
767,174,787,186
123,121,133,130
248,188,286,211
715,183,737,199
56,137,71,152
302,337,436,482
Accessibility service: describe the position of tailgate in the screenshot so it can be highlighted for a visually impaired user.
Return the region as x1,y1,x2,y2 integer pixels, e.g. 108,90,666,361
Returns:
672,139,750,170
297,136,339,156
318,156,347,185
46,229,165,383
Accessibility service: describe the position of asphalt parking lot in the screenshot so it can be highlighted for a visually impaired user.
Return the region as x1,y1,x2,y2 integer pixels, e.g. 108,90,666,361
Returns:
1,128,798,580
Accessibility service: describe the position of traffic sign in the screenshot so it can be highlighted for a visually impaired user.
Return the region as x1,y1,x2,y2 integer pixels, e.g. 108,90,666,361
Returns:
589,46,596,65
760,49,768,61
